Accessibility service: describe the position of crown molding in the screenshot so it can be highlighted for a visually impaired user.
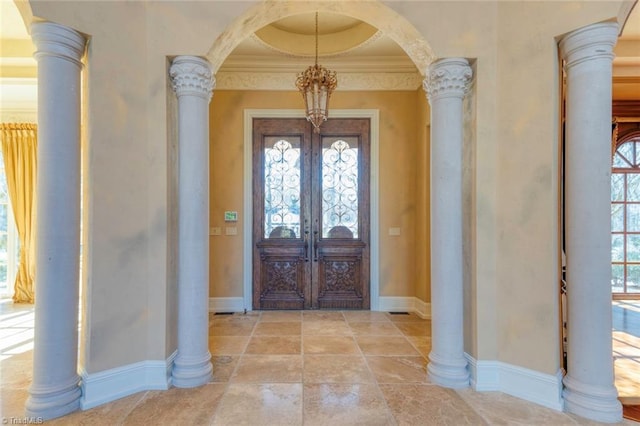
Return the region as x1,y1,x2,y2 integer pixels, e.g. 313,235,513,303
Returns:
215,71,422,91
219,54,418,74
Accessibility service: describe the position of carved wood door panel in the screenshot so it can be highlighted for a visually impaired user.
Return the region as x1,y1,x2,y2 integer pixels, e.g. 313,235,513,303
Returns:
252,118,370,310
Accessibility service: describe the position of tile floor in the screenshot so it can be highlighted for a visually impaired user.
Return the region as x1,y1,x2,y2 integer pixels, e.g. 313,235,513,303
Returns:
0,301,637,425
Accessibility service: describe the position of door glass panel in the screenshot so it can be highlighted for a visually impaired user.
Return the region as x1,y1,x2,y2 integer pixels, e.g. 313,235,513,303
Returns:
321,137,358,238
264,137,301,238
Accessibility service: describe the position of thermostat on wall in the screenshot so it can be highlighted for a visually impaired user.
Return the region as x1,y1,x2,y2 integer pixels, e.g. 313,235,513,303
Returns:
224,211,238,222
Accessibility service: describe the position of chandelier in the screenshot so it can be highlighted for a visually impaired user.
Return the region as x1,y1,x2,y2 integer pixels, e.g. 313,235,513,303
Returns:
296,12,338,133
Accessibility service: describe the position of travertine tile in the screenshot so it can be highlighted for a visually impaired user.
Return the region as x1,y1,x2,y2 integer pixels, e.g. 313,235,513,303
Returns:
212,383,302,426
348,321,401,336
393,321,430,336
0,387,29,421
342,311,391,322
209,320,256,336
259,311,302,322
456,388,575,425
381,384,487,425
406,335,431,357
303,311,345,321
0,351,32,388
123,385,225,426
303,320,352,336
231,355,302,383
253,321,301,336
245,336,301,354
303,383,395,426
356,336,420,356
303,355,375,384
46,392,146,426
211,355,239,382
303,335,360,355
208,335,250,355
366,356,427,384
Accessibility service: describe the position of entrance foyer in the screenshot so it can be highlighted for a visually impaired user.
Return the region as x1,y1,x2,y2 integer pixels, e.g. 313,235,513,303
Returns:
252,118,371,310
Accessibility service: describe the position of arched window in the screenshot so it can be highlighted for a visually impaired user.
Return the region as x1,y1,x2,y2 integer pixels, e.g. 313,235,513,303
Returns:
612,134,640,296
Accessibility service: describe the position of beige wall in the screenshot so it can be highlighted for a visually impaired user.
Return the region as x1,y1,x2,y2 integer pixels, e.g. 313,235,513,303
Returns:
209,89,430,300
21,0,629,380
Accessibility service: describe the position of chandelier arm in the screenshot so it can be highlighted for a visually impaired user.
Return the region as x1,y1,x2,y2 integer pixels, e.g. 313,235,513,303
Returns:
315,12,318,66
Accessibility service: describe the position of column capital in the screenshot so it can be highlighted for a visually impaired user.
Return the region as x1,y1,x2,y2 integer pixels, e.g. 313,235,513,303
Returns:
559,22,618,69
424,58,472,103
31,22,86,68
170,56,214,101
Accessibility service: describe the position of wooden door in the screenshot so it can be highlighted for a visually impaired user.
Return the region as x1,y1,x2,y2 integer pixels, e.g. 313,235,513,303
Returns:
252,117,370,310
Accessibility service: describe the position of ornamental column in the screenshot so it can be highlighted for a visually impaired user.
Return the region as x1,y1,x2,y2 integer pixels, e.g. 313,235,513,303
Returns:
559,22,621,423
169,56,214,387
26,22,86,419
424,58,472,388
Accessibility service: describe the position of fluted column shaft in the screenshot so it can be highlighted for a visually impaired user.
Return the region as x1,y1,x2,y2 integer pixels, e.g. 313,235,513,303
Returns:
559,22,621,423
169,56,214,387
424,58,473,388
26,22,86,420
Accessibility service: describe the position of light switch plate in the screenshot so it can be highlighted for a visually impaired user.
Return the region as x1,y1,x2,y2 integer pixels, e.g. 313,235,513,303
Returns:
389,227,401,236
210,227,221,236
225,227,238,236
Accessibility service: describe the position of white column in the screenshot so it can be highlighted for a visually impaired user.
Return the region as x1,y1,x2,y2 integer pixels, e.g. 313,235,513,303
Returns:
559,22,621,423
169,56,214,387
26,22,85,420
424,58,472,388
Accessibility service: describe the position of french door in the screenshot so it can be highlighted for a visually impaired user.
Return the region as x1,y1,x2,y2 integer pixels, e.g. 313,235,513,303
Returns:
252,117,370,310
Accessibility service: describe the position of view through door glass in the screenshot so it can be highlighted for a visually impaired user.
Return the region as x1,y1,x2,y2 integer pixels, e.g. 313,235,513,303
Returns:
253,118,370,310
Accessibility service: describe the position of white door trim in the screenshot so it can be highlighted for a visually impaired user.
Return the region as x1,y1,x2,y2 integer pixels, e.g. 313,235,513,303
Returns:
243,109,380,311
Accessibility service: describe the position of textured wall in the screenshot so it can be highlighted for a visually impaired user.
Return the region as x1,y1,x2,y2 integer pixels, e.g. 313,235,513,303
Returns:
209,90,427,300
21,0,628,379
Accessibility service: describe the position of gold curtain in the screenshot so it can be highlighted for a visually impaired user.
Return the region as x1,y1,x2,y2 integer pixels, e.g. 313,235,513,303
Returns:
0,123,37,303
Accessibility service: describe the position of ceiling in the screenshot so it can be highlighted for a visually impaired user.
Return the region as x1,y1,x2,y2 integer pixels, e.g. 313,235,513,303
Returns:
0,3,639,94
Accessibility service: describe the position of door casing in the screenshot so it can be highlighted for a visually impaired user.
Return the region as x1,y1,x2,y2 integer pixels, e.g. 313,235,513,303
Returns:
243,109,380,311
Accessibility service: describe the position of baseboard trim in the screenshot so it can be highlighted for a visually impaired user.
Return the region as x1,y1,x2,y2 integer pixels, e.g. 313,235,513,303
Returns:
378,296,430,319
209,297,244,313
211,296,430,316
465,353,564,411
80,351,176,410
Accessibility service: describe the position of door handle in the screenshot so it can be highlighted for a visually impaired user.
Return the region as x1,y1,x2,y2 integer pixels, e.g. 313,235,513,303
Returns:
304,223,310,262
313,229,319,262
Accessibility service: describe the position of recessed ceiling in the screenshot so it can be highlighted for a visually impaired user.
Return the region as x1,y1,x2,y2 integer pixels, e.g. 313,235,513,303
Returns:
254,12,380,57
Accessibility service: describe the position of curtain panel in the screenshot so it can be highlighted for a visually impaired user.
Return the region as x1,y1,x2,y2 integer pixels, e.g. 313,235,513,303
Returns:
0,123,37,303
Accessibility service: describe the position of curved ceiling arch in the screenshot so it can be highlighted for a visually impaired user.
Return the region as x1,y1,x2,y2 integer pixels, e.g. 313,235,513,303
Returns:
205,0,435,76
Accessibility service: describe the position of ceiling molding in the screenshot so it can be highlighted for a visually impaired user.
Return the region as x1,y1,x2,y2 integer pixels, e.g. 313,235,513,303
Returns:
219,54,418,74
215,71,422,91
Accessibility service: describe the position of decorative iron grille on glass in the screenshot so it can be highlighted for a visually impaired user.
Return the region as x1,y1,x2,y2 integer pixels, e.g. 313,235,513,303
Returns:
296,12,337,133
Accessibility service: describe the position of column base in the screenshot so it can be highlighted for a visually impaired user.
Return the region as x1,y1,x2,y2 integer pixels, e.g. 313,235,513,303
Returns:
428,351,470,389
563,375,622,423
25,376,81,420
171,352,213,388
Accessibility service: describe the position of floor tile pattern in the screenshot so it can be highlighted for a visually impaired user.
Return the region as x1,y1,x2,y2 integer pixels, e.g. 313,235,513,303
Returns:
1,301,637,425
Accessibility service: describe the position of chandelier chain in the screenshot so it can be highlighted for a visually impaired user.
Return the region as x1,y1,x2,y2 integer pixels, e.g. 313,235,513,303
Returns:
315,12,318,66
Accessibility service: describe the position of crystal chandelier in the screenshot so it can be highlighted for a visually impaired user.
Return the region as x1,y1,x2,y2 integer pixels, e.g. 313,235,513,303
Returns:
296,12,337,133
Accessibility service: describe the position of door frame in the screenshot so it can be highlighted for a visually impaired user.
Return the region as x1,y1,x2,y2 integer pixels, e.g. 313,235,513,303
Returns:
243,109,380,311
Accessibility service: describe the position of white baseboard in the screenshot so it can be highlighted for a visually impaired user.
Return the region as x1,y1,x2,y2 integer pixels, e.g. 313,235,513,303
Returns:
378,296,430,319
209,297,244,313
213,296,430,316
465,353,564,411
80,351,176,410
